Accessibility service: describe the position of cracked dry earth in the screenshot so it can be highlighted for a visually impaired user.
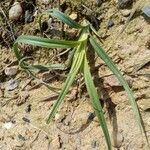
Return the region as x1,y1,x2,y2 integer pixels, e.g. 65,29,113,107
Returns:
0,0,150,150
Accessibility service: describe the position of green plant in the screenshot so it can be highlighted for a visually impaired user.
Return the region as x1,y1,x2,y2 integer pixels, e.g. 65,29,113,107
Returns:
13,9,149,150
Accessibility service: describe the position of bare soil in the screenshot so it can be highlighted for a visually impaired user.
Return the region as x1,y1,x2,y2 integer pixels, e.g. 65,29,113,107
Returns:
0,0,150,150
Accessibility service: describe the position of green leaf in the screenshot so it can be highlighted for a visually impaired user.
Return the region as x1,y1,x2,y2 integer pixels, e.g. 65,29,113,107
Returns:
47,9,84,29
13,35,81,60
15,35,80,49
83,54,112,150
89,36,149,145
47,42,85,123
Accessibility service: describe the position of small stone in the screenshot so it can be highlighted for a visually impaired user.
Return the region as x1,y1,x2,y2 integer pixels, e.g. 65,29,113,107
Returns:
55,113,61,121
22,117,30,123
25,10,34,24
5,79,18,91
25,104,32,113
118,0,133,9
142,5,150,18
4,66,18,76
87,112,95,120
95,0,103,7
107,18,114,29
145,38,150,49
69,13,78,20
104,75,120,87
3,122,13,129
51,135,61,149
18,134,26,141
120,9,131,17
42,0,49,5
91,140,99,148
139,99,150,111
9,2,23,21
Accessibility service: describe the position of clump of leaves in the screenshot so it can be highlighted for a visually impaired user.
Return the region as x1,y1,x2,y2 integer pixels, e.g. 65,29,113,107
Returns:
13,9,149,150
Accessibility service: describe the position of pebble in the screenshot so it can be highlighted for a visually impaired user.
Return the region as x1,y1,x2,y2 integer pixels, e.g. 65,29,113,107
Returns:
107,18,114,29
3,122,13,129
22,117,30,123
51,135,61,149
139,99,150,111
4,66,18,76
25,104,32,113
104,75,120,87
69,13,78,20
25,10,34,24
42,0,49,5
118,0,133,9
18,134,26,141
55,113,61,121
9,2,23,21
87,112,95,120
91,140,99,148
120,9,131,17
5,79,18,91
95,0,103,7
142,5,150,18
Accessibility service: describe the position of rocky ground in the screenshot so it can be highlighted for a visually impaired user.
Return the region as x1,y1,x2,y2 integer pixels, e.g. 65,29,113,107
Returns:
0,0,150,150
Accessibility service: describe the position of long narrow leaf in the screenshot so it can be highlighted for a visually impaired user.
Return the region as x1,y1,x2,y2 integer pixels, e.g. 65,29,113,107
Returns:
89,36,149,145
13,35,81,60
83,55,112,150
47,43,85,123
15,35,80,49
47,9,84,29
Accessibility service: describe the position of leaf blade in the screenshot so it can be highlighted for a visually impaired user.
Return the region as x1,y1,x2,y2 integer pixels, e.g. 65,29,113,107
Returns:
47,9,84,29
89,36,149,144
47,43,85,123
83,54,112,150
15,35,80,49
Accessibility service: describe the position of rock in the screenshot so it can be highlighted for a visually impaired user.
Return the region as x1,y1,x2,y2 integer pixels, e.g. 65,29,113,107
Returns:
42,0,49,5
22,117,30,123
139,99,150,111
25,104,32,113
4,66,18,76
55,113,61,121
9,2,23,21
142,5,150,18
69,13,78,20
25,10,34,24
145,88,150,99
91,140,99,148
87,112,95,120
3,122,13,129
50,135,61,149
18,134,26,141
5,79,18,91
120,9,131,17
104,75,120,87
107,18,114,29
95,0,103,7
118,0,133,9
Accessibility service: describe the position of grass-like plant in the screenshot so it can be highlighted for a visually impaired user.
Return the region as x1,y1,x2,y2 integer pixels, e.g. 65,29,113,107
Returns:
13,9,149,150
